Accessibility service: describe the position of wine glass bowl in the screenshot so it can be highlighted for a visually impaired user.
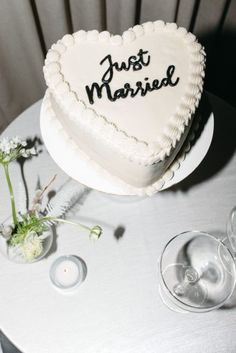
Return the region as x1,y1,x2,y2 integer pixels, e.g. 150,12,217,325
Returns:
159,231,236,313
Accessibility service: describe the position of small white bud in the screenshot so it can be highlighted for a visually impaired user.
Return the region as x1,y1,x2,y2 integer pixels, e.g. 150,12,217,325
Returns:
35,189,42,198
29,147,37,155
1,225,13,239
90,225,102,240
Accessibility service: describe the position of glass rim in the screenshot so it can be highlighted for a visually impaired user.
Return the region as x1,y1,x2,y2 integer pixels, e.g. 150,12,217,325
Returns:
159,230,236,312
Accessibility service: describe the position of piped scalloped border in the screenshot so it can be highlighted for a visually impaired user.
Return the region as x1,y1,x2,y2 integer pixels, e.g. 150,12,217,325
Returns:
41,90,196,196
43,20,205,166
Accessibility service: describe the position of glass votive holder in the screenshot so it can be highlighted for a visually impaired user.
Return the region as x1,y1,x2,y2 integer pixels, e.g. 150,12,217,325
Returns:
49,255,86,293
159,231,236,313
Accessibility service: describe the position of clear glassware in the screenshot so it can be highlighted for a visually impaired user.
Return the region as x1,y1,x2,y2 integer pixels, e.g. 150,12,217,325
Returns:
0,227,53,264
159,207,236,313
49,255,86,293
227,206,236,252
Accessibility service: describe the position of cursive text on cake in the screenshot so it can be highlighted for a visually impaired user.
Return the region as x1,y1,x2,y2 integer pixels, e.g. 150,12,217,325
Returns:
85,49,179,105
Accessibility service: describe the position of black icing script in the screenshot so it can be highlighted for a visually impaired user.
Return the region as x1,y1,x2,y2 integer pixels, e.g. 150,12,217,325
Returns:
85,49,179,105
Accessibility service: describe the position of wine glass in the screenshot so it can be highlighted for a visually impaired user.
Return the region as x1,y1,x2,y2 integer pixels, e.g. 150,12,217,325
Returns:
227,206,236,253
159,207,236,313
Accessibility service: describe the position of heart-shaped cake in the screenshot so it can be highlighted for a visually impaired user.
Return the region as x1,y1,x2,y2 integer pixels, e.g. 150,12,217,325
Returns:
42,20,205,195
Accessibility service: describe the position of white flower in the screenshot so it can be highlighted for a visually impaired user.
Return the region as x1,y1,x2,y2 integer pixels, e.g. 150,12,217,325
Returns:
20,147,37,158
0,137,24,153
0,224,13,240
0,136,36,164
35,189,42,198
20,231,43,261
29,147,37,155
20,148,29,158
89,225,102,240
0,138,11,153
12,136,22,144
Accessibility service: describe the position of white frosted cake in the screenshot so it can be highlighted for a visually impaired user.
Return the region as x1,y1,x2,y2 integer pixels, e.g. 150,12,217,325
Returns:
41,20,205,195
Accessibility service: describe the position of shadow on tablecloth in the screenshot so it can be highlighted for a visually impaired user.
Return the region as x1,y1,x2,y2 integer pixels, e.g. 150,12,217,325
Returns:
0,331,22,353
165,92,236,192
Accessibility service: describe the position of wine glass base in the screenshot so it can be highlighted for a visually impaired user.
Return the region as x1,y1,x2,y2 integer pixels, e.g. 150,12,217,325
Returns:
158,284,189,314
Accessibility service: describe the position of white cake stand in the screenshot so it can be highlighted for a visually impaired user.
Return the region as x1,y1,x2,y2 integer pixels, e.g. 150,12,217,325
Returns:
40,96,214,196
162,112,214,190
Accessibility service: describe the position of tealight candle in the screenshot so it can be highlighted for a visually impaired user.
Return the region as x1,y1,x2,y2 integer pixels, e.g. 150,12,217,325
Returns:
55,260,79,286
50,255,84,292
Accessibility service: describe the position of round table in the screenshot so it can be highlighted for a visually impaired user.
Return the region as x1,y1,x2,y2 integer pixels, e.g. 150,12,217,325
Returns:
1,93,236,353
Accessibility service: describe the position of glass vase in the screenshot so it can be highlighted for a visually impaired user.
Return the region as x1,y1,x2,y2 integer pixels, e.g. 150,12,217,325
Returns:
0,227,53,264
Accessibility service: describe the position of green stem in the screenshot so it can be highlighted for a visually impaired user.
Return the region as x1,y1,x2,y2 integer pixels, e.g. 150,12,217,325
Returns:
3,164,18,226
42,217,92,232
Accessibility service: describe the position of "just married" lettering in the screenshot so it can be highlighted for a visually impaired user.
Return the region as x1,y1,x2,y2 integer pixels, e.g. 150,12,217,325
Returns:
85,49,179,105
